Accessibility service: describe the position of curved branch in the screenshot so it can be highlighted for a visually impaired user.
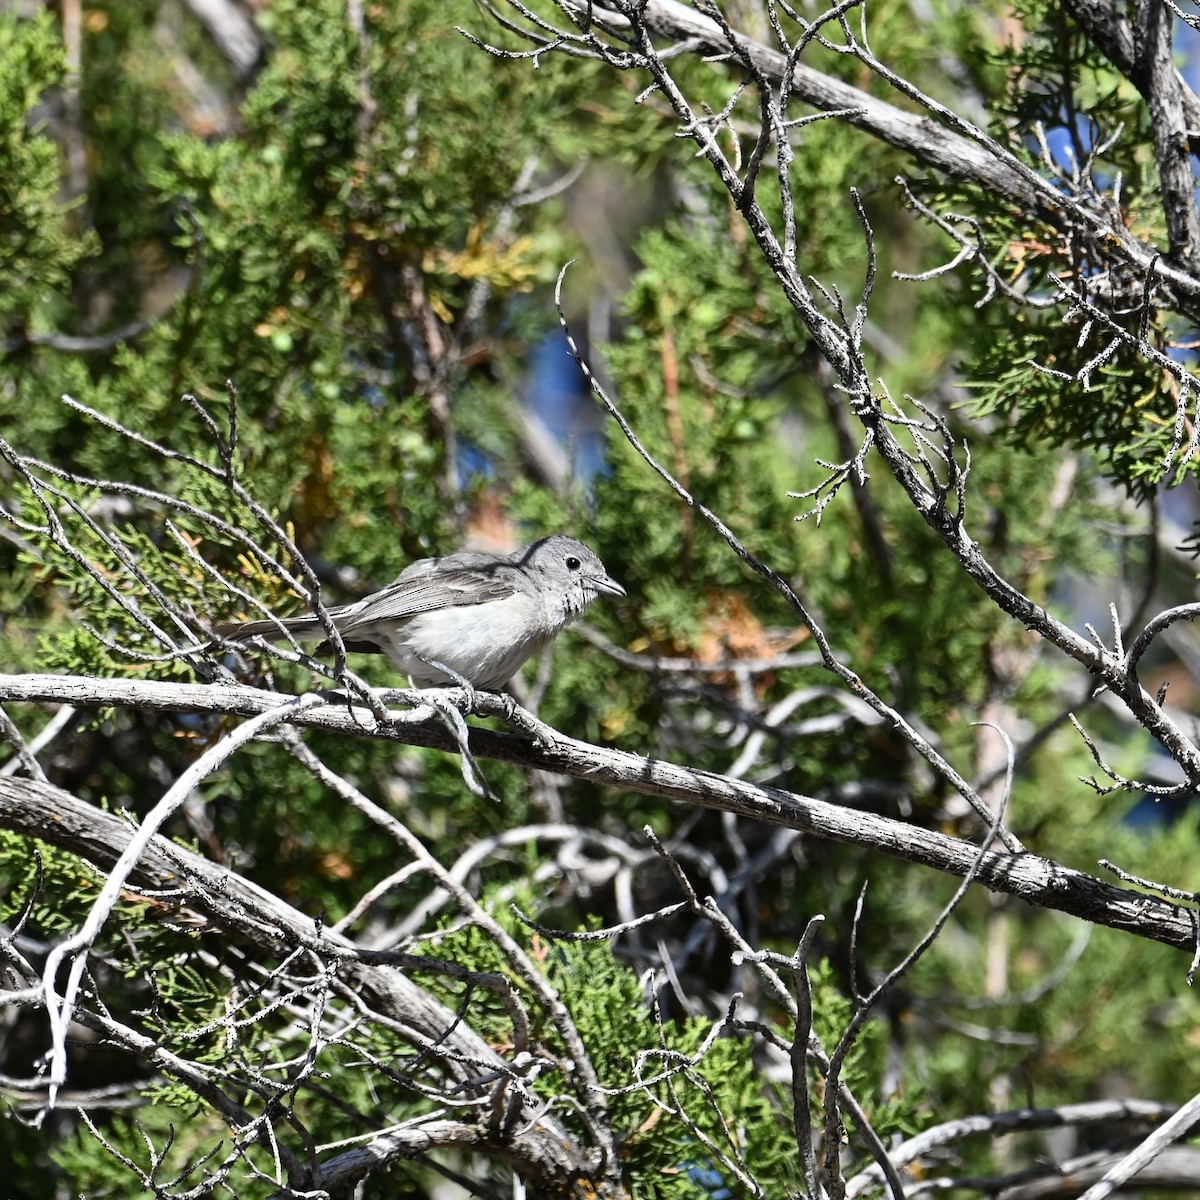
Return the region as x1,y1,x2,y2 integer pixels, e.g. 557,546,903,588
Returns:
845,1098,1178,1198
39,692,330,1113
1123,602,1200,679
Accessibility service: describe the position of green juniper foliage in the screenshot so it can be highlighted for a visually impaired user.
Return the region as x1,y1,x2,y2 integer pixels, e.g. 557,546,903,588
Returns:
953,0,1190,497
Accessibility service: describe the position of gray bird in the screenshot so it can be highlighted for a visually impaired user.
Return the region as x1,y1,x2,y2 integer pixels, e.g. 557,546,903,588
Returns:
213,535,625,690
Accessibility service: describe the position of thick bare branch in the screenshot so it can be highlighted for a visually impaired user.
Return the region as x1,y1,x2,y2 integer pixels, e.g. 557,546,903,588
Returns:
538,0,1200,306
0,774,627,1200
1133,0,1200,273
1,675,1197,952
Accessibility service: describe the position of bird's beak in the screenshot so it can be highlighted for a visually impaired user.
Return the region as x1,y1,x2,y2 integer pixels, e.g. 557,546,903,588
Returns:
591,574,626,598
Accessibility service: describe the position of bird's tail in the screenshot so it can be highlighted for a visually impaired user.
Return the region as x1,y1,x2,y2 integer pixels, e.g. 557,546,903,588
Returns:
212,615,326,643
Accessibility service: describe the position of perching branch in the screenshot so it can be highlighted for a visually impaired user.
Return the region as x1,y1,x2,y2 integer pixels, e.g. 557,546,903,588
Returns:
2,674,1198,953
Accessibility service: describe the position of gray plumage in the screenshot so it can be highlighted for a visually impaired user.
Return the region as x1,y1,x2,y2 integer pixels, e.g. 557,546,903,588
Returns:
213,535,625,689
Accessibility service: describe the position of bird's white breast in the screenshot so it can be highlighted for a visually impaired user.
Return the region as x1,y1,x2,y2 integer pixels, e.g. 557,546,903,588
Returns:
364,593,565,688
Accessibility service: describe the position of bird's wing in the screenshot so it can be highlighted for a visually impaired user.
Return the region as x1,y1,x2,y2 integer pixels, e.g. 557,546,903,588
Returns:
340,562,519,630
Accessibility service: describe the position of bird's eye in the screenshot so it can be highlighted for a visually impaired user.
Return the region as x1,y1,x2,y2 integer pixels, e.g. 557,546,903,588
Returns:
565,555,582,571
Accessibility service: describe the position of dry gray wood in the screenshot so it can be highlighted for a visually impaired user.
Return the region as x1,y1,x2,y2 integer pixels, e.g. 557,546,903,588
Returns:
559,0,1200,307
2,673,1196,953
0,771,627,1199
